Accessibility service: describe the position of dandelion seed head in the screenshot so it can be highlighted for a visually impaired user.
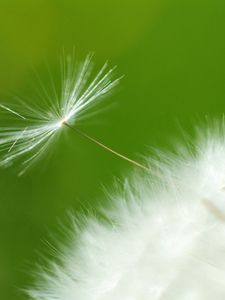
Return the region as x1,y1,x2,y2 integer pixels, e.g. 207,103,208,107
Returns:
0,53,121,174
27,122,225,300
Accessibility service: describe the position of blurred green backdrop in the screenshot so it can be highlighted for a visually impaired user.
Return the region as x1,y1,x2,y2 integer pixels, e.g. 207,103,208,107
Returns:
1,0,225,299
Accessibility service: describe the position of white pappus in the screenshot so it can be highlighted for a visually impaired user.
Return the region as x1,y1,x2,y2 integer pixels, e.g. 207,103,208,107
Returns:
0,53,121,174
28,123,225,300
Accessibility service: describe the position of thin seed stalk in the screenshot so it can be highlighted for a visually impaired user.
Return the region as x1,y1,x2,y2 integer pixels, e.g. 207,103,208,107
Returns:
63,122,150,172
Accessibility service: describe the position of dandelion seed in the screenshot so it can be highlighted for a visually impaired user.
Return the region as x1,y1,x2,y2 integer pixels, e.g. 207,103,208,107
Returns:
0,54,149,174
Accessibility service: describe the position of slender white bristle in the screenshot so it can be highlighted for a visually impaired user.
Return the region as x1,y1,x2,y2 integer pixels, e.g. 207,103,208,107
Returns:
27,123,225,299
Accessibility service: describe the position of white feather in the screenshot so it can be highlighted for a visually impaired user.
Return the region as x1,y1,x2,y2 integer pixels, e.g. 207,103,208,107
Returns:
28,124,225,299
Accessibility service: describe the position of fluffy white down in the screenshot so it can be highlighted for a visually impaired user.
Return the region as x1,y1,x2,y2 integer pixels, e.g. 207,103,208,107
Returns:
29,127,225,300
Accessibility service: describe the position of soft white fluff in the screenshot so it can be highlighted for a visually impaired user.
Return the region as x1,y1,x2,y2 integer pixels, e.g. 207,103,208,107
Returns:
0,54,120,174
28,125,225,300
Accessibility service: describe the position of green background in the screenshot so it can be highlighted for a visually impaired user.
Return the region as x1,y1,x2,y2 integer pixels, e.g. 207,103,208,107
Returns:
0,0,225,299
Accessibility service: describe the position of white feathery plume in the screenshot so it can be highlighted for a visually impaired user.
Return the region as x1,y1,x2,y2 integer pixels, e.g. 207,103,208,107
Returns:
0,54,124,174
28,124,225,299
